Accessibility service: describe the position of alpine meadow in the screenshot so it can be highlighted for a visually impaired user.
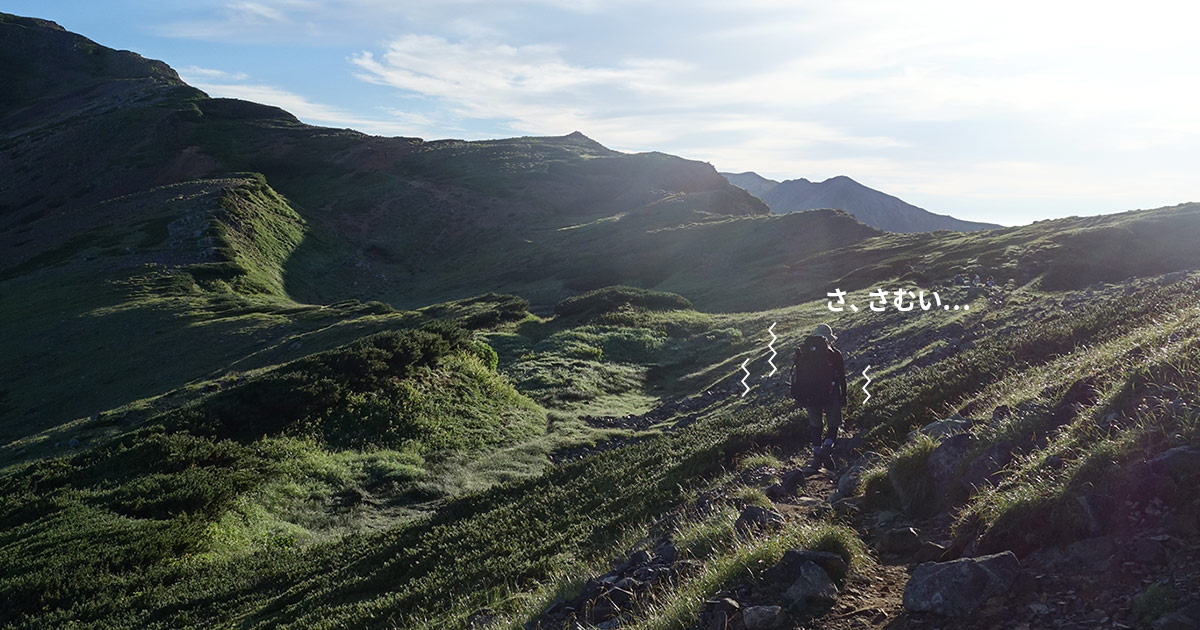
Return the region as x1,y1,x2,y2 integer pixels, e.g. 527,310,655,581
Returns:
5,11,1200,630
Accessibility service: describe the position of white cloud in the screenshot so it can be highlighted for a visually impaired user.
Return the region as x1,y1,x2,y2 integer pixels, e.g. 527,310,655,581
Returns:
179,65,250,81
349,35,903,154
227,1,288,22
190,80,439,137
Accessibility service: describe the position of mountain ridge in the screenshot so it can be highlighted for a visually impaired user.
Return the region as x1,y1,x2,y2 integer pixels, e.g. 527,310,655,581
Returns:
721,170,1002,232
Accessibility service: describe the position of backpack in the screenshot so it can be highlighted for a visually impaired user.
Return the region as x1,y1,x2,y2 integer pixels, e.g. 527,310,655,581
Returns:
791,335,839,406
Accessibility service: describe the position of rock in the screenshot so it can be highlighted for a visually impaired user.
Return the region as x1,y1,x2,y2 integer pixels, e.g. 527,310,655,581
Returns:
1131,470,1178,504
1074,493,1114,535
888,466,928,515
68,437,80,448
1148,446,1200,480
927,433,974,503
632,565,665,583
780,469,806,491
742,605,784,629
614,577,644,592
764,549,850,582
832,453,879,500
960,443,1012,493
911,416,973,441
764,483,789,501
624,549,654,571
879,527,922,555
606,587,634,608
1068,536,1115,567
573,578,605,606
735,506,784,534
653,540,677,564
831,497,861,518
1162,510,1199,537
914,540,949,563
590,587,633,621
783,561,838,606
706,598,742,630
1154,613,1197,630
902,551,1019,616
1131,537,1167,564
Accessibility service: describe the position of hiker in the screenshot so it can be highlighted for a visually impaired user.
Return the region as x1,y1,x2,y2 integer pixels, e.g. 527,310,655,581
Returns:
791,324,848,468
985,275,995,288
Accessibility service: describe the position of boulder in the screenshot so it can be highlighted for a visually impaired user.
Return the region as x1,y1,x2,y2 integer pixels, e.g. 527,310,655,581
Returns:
911,416,972,441
742,605,784,630
888,466,928,515
960,443,1013,493
902,551,1019,616
783,561,838,606
879,527,922,555
735,506,784,534
927,433,974,504
832,452,879,500
1129,537,1166,565
780,469,806,491
764,549,849,582
1150,446,1200,480
1068,536,1115,567
764,483,789,501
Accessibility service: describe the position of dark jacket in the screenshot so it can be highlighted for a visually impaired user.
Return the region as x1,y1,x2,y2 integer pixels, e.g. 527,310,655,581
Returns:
792,336,848,406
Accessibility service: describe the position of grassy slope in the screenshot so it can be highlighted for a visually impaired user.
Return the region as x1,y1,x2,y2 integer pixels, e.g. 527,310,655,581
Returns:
6,13,1200,630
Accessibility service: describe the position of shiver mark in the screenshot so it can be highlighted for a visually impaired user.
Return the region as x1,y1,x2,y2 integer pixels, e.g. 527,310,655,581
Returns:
862,365,872,404
766,322,778,376
740,358,751,397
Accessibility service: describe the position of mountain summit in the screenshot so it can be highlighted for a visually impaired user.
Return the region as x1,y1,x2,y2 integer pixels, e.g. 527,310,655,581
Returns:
722,172,1000,232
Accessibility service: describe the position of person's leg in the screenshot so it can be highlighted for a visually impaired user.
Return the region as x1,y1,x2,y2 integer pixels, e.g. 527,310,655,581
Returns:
805,406,823,453
823,402,843,449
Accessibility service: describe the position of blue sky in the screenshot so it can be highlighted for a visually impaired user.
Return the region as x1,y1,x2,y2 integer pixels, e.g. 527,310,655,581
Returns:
6,1,1199,225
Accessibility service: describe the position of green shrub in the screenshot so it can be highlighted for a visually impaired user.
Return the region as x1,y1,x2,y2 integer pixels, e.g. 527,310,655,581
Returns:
469,339,500,372
1132,583,1177,623
553,285,693,318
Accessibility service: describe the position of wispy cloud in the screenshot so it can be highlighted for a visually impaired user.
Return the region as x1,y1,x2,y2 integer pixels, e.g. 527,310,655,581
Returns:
179,65,250,82
349,35,902,154
146,0,1199,222
186,73,440,137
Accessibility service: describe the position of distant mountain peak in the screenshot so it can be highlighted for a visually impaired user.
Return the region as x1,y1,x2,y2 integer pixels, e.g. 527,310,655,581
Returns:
719,171,780,198
722,171,999,233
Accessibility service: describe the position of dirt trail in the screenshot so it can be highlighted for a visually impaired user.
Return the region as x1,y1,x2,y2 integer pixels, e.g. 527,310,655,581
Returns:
772,459,910,630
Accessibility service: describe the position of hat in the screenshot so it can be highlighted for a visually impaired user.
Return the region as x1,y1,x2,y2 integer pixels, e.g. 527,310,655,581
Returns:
812,323,837,342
